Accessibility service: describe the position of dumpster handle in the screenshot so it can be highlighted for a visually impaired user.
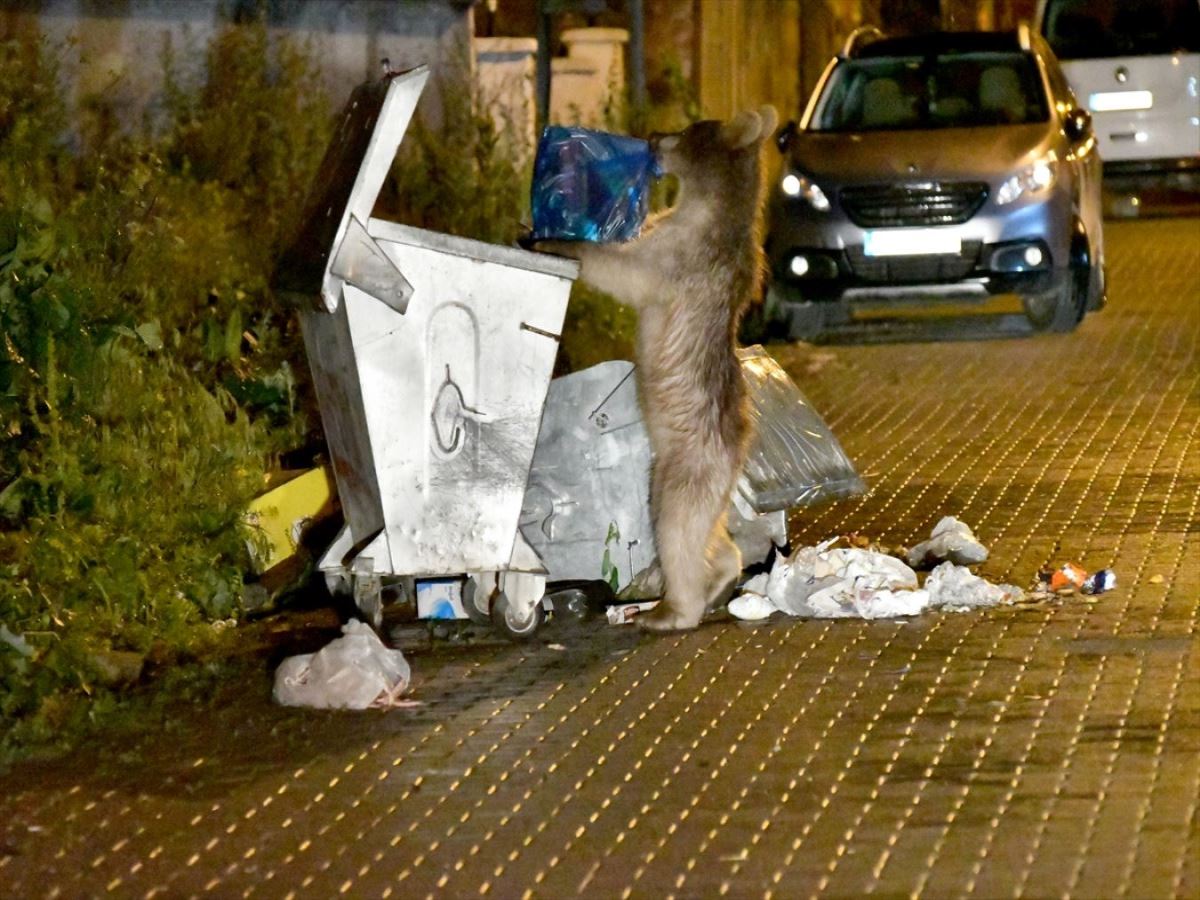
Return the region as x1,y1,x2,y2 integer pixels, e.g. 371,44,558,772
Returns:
520,321,561,341
432,365,484,456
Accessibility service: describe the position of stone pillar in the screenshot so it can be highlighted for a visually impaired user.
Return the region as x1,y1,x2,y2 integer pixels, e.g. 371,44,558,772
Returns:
549,27,629,127
475,36,539,160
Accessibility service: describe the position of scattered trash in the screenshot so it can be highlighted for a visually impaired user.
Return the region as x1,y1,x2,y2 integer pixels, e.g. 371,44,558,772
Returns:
1148,573,1165,585
760,539,922,619
243,466,337,576
530,125,661,243
906,516,989,568
729,536,1023,621
273,620,412,710
739,346,867,510
1082,569,1117,595
607,601,660,625
1049,562,1088,592
924,561,1023,610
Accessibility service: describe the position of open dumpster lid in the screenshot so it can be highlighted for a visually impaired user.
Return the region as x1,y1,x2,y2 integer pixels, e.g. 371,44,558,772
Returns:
274,65,430,312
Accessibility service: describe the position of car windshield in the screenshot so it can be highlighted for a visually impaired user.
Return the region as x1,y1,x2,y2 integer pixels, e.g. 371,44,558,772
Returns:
811,51,1049,132
1042,0,1200,59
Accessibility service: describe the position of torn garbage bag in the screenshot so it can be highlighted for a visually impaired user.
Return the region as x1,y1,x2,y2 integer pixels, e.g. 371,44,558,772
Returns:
531,125,661,243
738,346,867,510
273,620,411,709
729,540,1023,621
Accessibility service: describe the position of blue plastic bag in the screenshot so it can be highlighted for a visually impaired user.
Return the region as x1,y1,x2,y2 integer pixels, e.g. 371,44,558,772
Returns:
530,126,661,243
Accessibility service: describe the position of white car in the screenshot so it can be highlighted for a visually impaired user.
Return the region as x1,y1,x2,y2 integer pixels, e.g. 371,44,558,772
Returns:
1036,0,1200,180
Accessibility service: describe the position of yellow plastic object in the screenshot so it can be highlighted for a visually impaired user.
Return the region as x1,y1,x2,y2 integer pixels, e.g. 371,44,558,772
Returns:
245,467,338,574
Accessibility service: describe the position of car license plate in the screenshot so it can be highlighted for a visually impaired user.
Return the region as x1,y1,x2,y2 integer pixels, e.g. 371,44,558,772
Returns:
1088,90,1153,112
863,229,961,257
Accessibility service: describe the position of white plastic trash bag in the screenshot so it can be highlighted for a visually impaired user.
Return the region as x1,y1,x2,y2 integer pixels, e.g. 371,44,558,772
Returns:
273,620,412,709
907,516,988,568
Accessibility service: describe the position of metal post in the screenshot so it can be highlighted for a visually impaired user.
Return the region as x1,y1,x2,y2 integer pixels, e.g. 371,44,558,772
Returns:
628,0,646,111
536,0,552,128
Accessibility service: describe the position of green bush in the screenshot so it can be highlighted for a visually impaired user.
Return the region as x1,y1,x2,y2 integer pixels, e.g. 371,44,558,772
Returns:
0,27,328,754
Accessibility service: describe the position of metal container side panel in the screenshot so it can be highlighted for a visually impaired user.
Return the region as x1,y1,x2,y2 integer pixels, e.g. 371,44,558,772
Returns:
347,242,573,576
299,303,388,562
520,360,658,589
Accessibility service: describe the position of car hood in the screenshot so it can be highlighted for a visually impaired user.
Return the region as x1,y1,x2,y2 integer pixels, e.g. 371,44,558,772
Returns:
786,125,1056,183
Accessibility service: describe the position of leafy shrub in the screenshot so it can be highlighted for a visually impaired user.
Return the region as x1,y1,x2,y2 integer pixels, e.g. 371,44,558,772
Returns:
0,27,328,753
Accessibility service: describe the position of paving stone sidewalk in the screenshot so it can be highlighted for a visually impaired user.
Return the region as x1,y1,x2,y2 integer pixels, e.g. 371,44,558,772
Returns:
2,216,1197,899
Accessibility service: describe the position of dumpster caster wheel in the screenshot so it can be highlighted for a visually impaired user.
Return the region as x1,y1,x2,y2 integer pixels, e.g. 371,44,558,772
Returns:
324,570,352,598
491,590,544,641
462,575,494,627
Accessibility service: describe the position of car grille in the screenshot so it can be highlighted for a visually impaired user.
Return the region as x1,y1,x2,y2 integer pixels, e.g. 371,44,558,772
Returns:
840,182,989,227
846,241,983,282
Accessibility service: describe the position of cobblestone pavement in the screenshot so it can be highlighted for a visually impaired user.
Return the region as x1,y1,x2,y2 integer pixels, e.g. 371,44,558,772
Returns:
2,217,1198,899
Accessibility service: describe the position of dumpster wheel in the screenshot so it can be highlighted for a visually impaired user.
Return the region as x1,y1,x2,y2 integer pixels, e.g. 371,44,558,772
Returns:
490,590,544,641
462,574,494,627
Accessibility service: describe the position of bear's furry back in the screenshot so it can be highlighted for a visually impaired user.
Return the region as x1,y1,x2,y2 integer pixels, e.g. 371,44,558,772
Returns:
635,118,768,462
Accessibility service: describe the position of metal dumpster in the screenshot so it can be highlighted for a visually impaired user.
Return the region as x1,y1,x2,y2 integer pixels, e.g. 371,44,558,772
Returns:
276,66,579,638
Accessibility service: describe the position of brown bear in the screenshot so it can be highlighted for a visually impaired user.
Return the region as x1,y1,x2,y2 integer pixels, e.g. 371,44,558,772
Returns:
537,106,778,631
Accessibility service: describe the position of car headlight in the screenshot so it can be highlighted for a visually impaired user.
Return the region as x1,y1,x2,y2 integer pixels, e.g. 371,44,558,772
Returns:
996,157,1058,205
781,172,831,211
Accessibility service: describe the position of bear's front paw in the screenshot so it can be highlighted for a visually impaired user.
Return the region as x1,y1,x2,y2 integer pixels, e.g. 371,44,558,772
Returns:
531,239,583,260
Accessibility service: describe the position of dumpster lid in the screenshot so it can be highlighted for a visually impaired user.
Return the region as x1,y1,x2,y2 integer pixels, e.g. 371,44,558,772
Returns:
274,65,431,311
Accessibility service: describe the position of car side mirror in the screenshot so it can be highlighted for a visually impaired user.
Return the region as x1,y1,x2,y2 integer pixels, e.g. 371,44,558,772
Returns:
1064,108,1092,143
776,120,797,154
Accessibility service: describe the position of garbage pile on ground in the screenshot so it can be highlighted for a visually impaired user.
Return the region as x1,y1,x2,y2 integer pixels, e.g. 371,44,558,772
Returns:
728,518,1025,622
273,620,413,710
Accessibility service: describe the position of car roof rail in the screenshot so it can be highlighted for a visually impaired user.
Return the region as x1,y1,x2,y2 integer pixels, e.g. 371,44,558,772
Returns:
841,25,885,58
1017,22,1031,51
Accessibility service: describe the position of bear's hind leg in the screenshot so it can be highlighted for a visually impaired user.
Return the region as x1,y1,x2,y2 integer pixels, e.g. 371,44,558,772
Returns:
640,468,726,632
704,527,742,613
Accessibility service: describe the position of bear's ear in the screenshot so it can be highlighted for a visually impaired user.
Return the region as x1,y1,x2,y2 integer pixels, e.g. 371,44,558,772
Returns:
758,105,779,142
721,109,763,150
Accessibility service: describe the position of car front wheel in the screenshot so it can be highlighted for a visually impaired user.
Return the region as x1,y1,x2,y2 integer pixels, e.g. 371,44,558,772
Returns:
1022,265,1088,333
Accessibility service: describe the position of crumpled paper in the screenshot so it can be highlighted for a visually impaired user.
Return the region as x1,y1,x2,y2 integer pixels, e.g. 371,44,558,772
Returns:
924,561,1023,610
729,538,1022,621
273,620,412,709
906,516,988,568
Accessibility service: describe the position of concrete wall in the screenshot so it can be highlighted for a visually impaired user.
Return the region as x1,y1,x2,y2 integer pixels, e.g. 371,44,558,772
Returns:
0,0,476,130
